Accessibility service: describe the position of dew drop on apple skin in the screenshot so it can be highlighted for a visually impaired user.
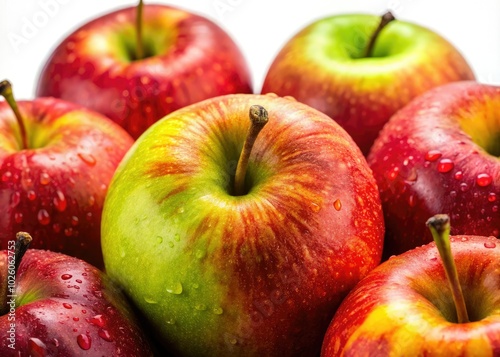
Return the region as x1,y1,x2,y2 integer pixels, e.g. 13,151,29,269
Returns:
195,304,207,311
98,329,113,342
77,152,96,166
437,159,454,173
53,190,67,212
476,173,493,187
77,334,92,350
1,171,12,182
40,172,51,185
10,191,20,207
484,241,497,249
333,199,342,211
144,296,158,304
61,274,72,280
166,281,183,295
488,193,497,202
213,307,223,315
28,337,47,356
37,209,51,225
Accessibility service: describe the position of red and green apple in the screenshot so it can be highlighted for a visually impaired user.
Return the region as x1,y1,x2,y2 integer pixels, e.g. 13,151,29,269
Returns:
101,93,385,356
36,1,253,139
321,214,500,356
262,12,475,155
0,232,153,356
0,80,134,269
368,81,499,258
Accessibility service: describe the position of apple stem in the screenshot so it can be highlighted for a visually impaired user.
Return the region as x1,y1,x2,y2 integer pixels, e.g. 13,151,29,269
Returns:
0,232,32,315
136,0,144,60
426,214,470,324
363,11,396,58
234,105,269,196
0,80,28,150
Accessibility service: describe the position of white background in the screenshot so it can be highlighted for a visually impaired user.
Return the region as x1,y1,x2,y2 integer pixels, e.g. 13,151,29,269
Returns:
1,0,500,100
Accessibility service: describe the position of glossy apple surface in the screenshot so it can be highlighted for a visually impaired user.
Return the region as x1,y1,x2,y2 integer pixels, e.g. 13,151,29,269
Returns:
262,14,474,155
0,248,153,356
101,93,385,356
0,97,134,268
321,235,500,356
36,4,253,139
368,81,499,257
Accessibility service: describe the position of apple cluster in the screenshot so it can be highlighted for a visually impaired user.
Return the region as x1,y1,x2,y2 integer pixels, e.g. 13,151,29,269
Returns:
0,2,498,356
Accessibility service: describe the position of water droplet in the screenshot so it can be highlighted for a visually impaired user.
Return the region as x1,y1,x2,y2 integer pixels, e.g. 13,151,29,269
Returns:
195,304,207,311
14,212,23,223
429,257,437,261
461,237,468,242
98,329,113,342
405,168,418,182
10,192,20,207
28,338,47,356
449,191,457,198
387,167,399,180
174,233,180,242
78,152,96,166
61,274,72,280
484,241,496,249
156,236,163,244
425,150,442,162
40,172,51,185
437,159,454,173
88,195,95,206
167,241,174,248
488,193,497,202
166,318,176,325
192,283,199,289
37,209,51,225
454,171,463,180
64,228,73,237
2,171,12,182
476,173,492,187
144,296,158,304
493,206,498,213
73,317,79,321
75,279,82,283
460,183,469,192
53,190,67,212
71,216,79,226
166,282,183,295
177,207,185,214
89,315,104,327
77,334,91,350
27,190,37,200
309,202,320,212
62,303,72,309
333,199,342,211
213,307,223,315
195,249,206,259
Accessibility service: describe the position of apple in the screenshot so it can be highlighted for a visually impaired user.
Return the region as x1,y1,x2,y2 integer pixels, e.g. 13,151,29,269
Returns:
101,93,385,355
261,12,475,155
36,1,253,139
321,214,500,356
0,80,134,269
368,81,499,258
0,232,153,355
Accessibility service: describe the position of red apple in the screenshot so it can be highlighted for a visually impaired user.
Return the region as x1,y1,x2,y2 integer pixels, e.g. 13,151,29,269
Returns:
36,2,253,139
261,12,475,155
321,215,500,356
368,81,499,258
101,93,385,355
0,80,134,268
0,232,153,355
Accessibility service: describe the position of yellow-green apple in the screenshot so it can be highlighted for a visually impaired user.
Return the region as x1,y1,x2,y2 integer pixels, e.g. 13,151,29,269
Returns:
0,80,133,269
101,93,385,356
368,81,499,258
321,214,500,356
261,12,475,155
36,1,253,139
0,232,153,356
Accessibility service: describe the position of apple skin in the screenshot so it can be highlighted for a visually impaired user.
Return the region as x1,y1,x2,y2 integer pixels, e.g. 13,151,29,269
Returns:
0,97,134,269
101,93,385,356
368,81,499,258
321,235,500,356
0,248,154,356
261,14,475,155
36,4,253,139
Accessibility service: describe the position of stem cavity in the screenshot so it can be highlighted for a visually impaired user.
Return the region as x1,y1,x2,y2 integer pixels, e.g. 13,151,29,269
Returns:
234,105,269,196
363,11,396,58
0,80,28,150
426,214,470,324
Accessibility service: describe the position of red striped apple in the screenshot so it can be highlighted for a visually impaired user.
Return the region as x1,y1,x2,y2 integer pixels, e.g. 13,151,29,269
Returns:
0,232,153,356
0,80,133,268
321,215,500,356
368,81,499,258
101,93,385,356
262,12,474,155
36,1,252,139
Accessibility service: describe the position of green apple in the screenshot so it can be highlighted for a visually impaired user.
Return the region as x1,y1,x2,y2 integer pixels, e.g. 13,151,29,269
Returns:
101,93,385,355
262,12,475,155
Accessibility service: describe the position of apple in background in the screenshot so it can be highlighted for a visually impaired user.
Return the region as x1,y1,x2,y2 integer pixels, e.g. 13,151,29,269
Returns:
101,93,385,356
321,214,500,356
0,232,153,356
36,1,253,139
368,81,499,258
261,12,475,155
0,80,134,269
